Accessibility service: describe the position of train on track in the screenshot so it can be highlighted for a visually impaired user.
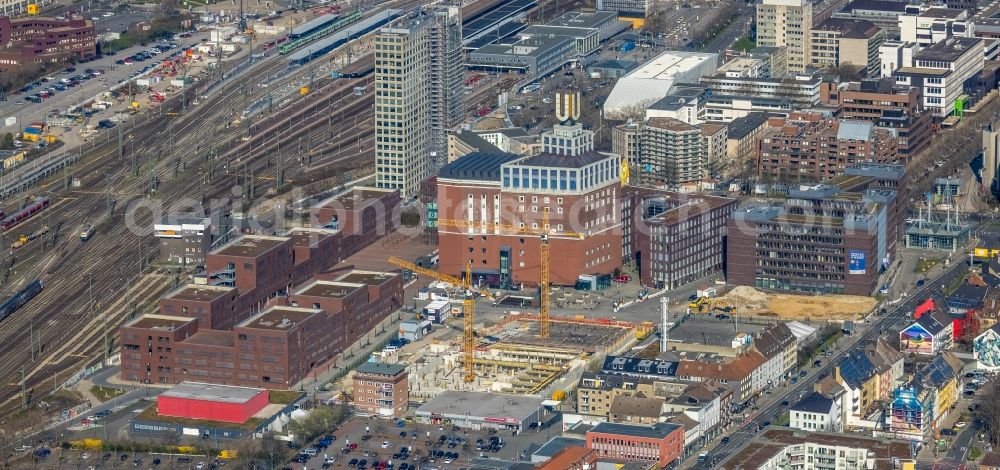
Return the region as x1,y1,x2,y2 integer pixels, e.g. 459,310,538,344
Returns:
1,196,49,232
332,58,375,79
0,280,43,323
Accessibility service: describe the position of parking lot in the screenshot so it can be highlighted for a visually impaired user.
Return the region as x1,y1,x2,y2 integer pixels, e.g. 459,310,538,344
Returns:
12,449,218,469
290,413,564,469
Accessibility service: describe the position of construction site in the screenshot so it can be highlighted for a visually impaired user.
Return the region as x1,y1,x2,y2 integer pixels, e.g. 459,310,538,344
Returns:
401,313,639,400
384,257,644,400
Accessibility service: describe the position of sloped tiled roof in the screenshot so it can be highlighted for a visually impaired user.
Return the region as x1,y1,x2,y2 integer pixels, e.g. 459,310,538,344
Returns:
791,391,834,414
915,309,950,335
679,351,766,382
838,351,877,389
916,354,957,389
610,395,663,419
753,323,796,360
865,337,903,374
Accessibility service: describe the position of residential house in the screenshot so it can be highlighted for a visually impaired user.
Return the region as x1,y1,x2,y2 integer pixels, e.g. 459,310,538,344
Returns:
834,351,880,423
577,372,656,418
719,427,914,469
668,414,702,458
677,351,767,401
974,323,1000,370
947,280,987,342
814,374,851,430
752,323,798,382
889,353,962,439
534,446,597,470
790,391,842,432
900,308,954,355
864,337,905,402
662,380,730,454
609,395,664,424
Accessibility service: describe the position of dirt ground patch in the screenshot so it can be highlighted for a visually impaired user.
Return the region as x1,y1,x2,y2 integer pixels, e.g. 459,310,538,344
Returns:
721,286,876,321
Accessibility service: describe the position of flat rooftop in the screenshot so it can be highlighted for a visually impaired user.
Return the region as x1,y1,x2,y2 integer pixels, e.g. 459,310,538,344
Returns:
914,37,982,62
287,227,339,248
184,330,236,348
515,151,611,169
646,195,735,226
630,51,717,81
294,280,365,298
237,306,321,331
721,427,911,469
589,422,681,439
315,186,397,211
125,314,196,331
335,270,396,286
647,117,697,132
213,235,288,258
416,391,543,420
355,361,407,376
161,381,264,404
166,284,234,303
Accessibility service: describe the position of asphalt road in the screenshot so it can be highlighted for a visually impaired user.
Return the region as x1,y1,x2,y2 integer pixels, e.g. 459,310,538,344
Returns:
688,259,971,468
702,5,752,54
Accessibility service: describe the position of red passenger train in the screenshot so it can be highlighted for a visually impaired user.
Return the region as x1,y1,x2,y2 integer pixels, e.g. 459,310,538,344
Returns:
1,196,49,231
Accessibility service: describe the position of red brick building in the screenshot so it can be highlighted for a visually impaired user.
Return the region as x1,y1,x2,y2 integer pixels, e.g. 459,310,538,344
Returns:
353,362,409,418
825,79,932,156
757,112,899,181
0,16,96,70
622,187,736,289
585,422,684,467
120,268,402,389
310,186,400,256
436,151,622,288
119,186,405,389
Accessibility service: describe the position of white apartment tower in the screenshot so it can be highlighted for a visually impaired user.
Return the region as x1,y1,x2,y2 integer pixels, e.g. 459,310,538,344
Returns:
374,7,464,198
756,0,813,74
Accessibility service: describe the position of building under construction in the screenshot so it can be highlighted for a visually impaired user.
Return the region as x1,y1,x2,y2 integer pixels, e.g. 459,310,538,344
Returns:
402,312,639,400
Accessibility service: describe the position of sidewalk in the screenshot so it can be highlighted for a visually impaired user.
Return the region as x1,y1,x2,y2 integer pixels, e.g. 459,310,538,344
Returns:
74,378,102,407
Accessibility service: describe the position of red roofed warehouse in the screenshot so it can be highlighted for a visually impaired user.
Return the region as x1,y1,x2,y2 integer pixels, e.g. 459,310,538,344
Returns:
157,382,269,424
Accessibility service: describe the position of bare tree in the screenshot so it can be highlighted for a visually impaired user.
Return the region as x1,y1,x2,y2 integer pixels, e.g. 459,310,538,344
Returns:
979,376,1000,445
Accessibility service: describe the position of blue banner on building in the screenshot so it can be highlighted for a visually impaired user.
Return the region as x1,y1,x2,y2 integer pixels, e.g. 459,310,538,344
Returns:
849,250,866,274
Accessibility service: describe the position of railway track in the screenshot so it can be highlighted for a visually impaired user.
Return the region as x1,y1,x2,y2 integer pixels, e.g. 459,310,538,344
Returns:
0,0,524,417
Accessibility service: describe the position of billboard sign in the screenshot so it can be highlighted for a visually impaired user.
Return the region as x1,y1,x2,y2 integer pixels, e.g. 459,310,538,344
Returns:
849,250,866,274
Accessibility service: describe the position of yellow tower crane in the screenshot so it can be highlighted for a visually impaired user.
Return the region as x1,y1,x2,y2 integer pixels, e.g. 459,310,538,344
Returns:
437,209,583,340
387,256,490,383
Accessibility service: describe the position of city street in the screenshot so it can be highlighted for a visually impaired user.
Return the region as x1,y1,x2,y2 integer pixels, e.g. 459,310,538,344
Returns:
687,258,972,468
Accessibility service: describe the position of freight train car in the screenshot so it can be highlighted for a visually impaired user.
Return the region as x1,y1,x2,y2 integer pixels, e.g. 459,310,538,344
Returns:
0,280,43,323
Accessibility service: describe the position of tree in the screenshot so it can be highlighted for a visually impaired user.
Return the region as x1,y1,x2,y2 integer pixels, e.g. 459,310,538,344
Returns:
258,433,290,469
1,133,13,150
979,377,1000,445
825,63,863,82
288,407,344,444
400,209,421,227
157,0,180,16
